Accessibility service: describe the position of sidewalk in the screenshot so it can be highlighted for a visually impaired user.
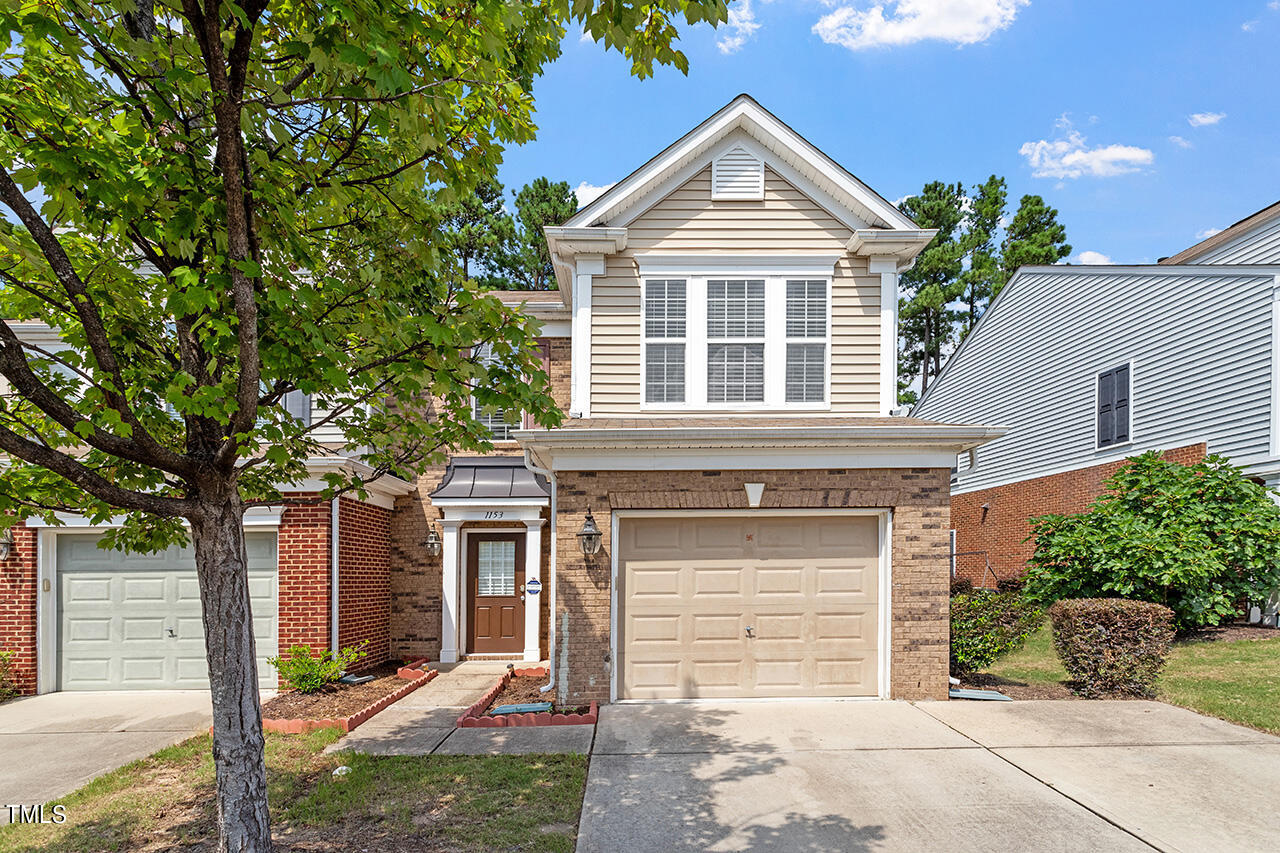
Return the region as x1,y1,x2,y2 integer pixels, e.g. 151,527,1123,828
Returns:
328,661,593,755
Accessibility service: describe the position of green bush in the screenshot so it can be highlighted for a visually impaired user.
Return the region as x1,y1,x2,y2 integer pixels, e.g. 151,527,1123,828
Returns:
0,649,16,704
1024,452,1280,630
268,643,366,694
950,588,1044,676
1048,599,1175,697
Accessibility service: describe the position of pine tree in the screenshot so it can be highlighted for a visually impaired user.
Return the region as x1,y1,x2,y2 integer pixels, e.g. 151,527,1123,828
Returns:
898,182,966,399
439,178,516,286
999,194,1072,293
497,177,580,289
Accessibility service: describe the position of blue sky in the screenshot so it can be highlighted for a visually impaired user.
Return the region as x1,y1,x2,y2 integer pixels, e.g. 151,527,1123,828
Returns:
498,0,1280,265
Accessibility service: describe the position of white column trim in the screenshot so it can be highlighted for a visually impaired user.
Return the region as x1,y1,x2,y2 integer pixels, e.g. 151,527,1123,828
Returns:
522,519,546,662
1270,276,1280,456
870,256,898,415
438,518,463,664
570,255,604,419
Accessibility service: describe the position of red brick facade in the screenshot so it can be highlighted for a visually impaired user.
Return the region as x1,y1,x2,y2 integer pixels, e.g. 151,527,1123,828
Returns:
337,498,391,668
277,494,332,653
0,524,39,694
951,443,1207,585
553,467,954,705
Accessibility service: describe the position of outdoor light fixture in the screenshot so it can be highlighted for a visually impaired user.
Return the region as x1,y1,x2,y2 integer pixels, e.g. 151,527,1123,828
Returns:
577,508,603,556
425,523,442,558
0,528,13,561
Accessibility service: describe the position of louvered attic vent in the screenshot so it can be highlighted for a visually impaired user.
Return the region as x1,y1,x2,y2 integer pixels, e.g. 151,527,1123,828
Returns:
711,146,764,200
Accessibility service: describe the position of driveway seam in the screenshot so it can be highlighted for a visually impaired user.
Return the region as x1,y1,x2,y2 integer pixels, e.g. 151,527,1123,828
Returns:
920,707,1164,852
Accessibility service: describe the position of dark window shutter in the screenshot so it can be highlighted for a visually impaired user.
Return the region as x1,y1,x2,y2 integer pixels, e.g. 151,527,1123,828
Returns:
1097,370,1114,446
1113,365,1130,443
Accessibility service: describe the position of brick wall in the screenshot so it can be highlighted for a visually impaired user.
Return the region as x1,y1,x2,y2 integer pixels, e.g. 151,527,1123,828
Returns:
952,443,1207,584
338,498,391,668
277,494,332,654
0,524,38,694
554,467,953,704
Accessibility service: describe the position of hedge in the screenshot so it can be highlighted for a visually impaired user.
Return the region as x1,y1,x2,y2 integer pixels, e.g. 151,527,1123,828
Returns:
950,588,1043,677
1048,598,1175,698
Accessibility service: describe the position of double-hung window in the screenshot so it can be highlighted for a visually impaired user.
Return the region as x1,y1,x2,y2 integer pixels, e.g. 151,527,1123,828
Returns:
473,343,515,441
644,279,686,404
706,280,766,403
785,280,827,403
641,274,830,408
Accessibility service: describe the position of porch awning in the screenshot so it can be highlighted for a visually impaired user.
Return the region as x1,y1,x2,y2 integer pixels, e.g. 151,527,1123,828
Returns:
429,457,550,501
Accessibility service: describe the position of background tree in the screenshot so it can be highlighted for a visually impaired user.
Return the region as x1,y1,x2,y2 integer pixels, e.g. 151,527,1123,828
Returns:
0,0,726,849
439,178,516,286
496,177,580,289
999,194,1072,291
957,175,1007,334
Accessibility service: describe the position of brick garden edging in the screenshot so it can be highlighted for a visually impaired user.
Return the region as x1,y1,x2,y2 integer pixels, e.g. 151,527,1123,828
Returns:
261,669,439,734
456,666,598,728
396,658,431,679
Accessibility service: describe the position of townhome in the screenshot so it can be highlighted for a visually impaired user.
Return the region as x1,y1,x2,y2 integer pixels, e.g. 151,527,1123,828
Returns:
0,95,1003,703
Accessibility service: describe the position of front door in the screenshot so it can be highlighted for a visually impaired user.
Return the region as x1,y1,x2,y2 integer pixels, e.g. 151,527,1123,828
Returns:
467,533,525,654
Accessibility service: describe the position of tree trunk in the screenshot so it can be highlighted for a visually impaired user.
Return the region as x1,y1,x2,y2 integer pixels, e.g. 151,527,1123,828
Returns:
190,495,272,852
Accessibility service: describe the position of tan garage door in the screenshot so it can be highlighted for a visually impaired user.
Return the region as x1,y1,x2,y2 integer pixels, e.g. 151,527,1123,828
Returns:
619,515,880,700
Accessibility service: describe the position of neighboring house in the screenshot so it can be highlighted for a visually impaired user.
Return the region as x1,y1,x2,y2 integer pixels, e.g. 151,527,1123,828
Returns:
914,199,1280,623
0,95,1003,703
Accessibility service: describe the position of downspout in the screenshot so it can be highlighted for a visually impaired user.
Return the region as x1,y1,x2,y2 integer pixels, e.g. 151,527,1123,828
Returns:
523,447,557,695
330,498,340,656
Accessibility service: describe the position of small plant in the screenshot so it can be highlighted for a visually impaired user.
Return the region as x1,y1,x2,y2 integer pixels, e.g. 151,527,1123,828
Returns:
0,649,16,704
950,588,1043,676
1049,599,1175,698
950,577,974,597
268,643,367,694
1025,452,1280,630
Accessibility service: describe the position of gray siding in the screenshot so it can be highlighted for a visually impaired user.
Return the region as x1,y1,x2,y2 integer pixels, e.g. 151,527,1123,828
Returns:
914,268,1277,493
1195,216,1280,263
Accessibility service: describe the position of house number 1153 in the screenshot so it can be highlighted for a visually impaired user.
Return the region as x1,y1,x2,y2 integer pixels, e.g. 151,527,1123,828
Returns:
484,511,504,519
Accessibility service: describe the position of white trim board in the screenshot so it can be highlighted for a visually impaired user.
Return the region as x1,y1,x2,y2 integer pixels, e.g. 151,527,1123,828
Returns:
608,507,893,703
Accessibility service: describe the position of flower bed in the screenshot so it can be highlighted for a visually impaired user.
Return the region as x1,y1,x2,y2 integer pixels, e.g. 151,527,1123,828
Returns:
261,668,438,734
456,667,597,728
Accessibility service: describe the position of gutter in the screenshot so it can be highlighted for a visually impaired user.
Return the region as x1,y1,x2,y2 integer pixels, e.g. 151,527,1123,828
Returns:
330,498,340,656
523,447,558,696
512,424,1008,452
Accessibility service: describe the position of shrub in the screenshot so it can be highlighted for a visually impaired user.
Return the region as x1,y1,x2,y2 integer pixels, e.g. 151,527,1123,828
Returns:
0,650,15,704
268,643,366,694
950,577,974,597
950,588,1044,676
1024,452,1280,630
1048,599,1175,698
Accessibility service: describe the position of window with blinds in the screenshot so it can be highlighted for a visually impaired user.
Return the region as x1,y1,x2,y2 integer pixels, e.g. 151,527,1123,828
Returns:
473,343,514,440
707,279,766,402
785,280,827,403
476,540,516,596
644,280,686,403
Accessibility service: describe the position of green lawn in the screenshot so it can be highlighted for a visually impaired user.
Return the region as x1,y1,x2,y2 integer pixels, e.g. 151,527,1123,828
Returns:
0,729,587,853
984,624,1280,734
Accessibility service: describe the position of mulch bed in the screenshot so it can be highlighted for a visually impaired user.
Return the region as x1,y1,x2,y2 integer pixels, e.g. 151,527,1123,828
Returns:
1179,623,1280,644
960,673,1079,700
262,664,409,720
483,675,590,717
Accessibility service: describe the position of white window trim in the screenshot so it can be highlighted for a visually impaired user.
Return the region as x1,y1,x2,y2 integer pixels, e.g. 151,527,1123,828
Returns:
1094,359,1135,451
641,279,688,406
641,275,832,412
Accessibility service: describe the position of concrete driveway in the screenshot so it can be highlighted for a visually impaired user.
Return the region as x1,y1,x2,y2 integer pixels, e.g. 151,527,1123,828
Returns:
579,699,1280,852
0,691,213,816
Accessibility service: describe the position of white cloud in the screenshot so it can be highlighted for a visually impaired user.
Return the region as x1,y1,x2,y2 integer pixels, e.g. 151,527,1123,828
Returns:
1188,111,1226,127
574,181,615,208
1076,250,1113,265
1196,227,1223,240
1271,0,1279,9
1169,135,1193,149
1243,19,1258,30
812,0,1027,51
1019,118,1154,179
718,0,762,53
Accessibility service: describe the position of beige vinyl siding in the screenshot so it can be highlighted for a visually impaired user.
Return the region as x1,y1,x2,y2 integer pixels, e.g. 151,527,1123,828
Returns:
590,167,882,414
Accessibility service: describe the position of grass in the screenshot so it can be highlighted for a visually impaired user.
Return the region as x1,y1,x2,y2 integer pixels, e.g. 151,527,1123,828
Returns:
0,729,587,853
984,623,1280,734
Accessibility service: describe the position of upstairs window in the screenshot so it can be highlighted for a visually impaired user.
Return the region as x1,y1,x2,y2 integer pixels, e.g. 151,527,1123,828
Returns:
644,279,686,404
707,280,765,403
473,343,515,441
1097,364,1131,448
785,280,827,403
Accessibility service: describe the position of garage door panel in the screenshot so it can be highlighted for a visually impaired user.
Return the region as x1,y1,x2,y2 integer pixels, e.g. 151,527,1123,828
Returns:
621,516,880,700
58,532,278,691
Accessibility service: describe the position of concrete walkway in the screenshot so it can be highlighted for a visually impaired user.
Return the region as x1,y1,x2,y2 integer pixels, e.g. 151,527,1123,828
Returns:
579,699,1280,853
329,661,593,756
0,691,214,818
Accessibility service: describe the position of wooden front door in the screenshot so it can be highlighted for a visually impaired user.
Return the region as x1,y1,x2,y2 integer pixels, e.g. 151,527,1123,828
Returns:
467,533,525,654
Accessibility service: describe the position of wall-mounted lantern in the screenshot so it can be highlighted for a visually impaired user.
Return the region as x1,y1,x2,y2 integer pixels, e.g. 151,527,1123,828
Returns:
577,508,603,556
425,522,442,558
0,528,13,561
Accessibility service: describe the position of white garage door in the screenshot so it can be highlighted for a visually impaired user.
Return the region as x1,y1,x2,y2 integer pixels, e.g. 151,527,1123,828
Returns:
619,515,880,699
57,532,278,690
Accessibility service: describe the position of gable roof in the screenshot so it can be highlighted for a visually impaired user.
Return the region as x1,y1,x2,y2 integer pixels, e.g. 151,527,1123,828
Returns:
563,94,918,234
1160,199,1280,264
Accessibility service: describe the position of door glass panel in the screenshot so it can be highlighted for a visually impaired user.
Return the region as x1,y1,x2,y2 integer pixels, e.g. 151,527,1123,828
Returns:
477,540,516,596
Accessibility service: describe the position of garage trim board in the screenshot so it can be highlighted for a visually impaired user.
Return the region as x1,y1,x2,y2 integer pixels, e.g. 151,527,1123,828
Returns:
609,509,892,703
31,508,284,694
